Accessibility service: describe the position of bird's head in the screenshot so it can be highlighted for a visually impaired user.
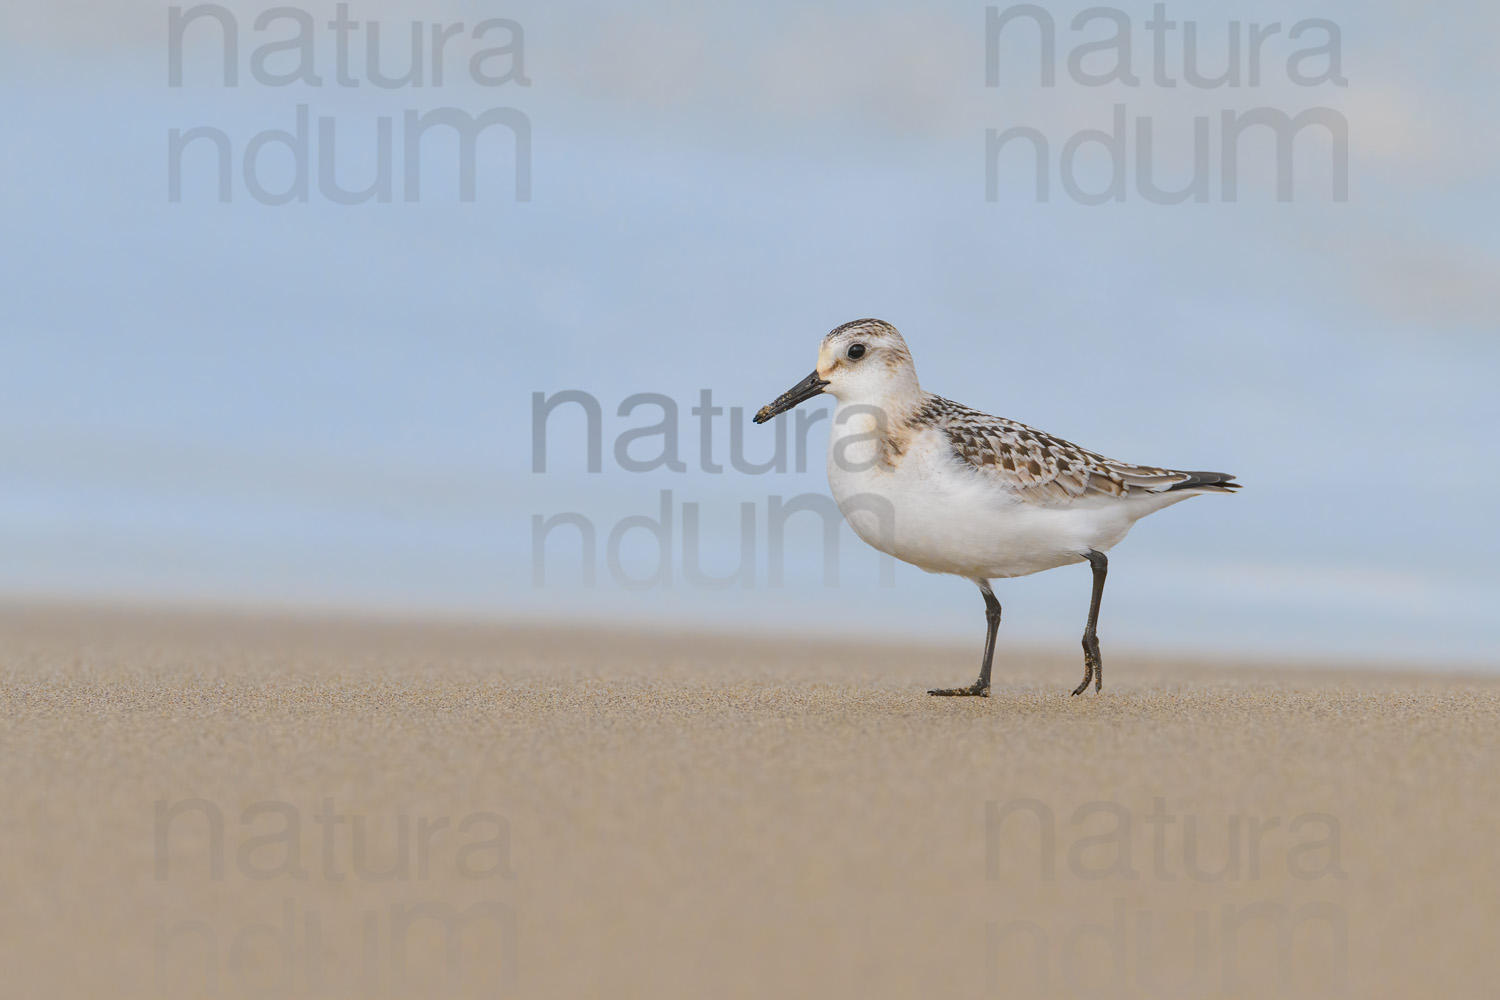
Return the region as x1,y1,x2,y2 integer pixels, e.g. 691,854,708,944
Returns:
753,319,920,423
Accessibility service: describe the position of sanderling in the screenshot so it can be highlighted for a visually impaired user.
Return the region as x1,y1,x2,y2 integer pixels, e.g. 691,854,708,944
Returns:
753,318,1239,697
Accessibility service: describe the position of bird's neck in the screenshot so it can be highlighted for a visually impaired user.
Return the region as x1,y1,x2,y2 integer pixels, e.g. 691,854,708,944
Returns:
834,383,926,425
828,387,930,470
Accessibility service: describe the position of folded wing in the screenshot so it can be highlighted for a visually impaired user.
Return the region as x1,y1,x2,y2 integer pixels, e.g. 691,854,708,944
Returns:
920,395,1239,505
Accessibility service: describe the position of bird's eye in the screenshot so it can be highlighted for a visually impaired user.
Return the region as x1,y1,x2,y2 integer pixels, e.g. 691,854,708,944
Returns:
847,344,866,360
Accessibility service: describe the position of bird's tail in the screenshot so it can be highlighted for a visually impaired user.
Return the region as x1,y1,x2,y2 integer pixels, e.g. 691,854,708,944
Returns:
1161,471,1240,494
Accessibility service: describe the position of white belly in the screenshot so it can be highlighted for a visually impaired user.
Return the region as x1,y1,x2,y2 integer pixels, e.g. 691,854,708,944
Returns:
826,418,1169,580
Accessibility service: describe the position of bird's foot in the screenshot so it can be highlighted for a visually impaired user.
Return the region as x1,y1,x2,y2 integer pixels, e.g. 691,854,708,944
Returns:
929,681,990,698
1072,636,1102,696
1070,666,1094,697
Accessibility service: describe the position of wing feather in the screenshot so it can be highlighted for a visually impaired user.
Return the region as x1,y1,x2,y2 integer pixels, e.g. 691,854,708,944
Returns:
913,395,1238,505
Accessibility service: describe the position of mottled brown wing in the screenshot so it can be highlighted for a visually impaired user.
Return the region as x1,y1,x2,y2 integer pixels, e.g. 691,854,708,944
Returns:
919,396,1201,505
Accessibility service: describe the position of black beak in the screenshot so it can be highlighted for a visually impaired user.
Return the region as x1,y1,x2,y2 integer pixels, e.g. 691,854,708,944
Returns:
753,371,829,424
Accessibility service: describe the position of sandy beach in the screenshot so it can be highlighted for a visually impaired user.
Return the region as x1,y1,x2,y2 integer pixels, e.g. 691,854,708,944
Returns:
2,605,1497,999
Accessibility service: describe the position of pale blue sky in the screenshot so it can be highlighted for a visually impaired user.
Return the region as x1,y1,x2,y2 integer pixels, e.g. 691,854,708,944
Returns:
2,1,1497,666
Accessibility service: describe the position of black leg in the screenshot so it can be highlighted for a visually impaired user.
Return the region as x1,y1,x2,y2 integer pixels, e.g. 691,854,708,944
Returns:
930,580,1001,698
1072,550,1108,696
